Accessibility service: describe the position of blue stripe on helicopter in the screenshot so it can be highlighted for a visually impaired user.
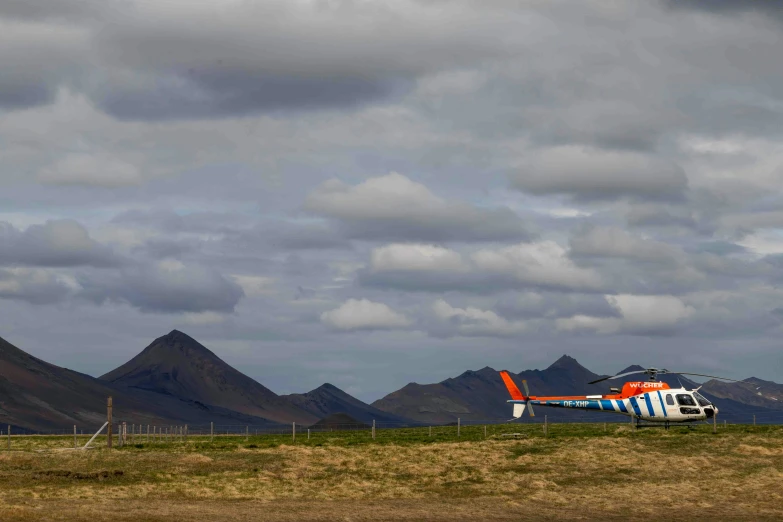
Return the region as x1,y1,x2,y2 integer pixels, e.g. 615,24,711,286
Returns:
600,400,615,411
615,400,628,413
629,396,642,416
657,391,668,418
644,393,655,417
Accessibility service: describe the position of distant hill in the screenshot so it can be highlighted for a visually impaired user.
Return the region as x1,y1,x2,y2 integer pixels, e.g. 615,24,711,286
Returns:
701,378,783,411
371,355,610,423
309,413,369,430
283,383,413,425
100,330,318,425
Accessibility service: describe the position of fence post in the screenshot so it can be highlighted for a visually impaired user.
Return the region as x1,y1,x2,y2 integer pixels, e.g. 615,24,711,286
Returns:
307,429,310,441
210,422,214,442
544,415,548,437
723,420,726,429
753,415,756,426
484,425,486,439
74,425,77,449
185,425,188,443
6,425,9,451
457,418,460,438
372,420,376,440
107,397,113,449
246,426,249,442
713,413,717,434
429,426,431,437
292,422,296,443
147,424,149,443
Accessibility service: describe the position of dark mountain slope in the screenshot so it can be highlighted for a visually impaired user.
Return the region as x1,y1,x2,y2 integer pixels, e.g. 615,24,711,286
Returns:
100,330,317,425
282,383,413,425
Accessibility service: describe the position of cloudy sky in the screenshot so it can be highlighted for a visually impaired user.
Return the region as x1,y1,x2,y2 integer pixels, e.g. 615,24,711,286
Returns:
2,0,783,400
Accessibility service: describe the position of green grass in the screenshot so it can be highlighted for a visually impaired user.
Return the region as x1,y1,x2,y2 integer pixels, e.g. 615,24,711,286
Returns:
5,421,782,453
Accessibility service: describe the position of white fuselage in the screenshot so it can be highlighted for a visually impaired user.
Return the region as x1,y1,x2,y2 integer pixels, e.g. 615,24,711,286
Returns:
509,387,717,423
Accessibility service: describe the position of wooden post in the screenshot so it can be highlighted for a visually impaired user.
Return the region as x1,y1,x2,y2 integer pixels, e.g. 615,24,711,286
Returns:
6,425,9,450
74,425,77,449
544,415,548,437
210,422,213,442
307,429,310,441
429,426,431,437
713,412,717,434
723,420,726,429
457,418,460,438
372,420,376,440
484,425,487,439
753,415,756,426
292,422,296,443
246,425,249,442
147,424,150,443
107,397,113,449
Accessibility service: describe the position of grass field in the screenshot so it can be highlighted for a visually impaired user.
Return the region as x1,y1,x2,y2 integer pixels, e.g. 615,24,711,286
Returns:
1,423,782,521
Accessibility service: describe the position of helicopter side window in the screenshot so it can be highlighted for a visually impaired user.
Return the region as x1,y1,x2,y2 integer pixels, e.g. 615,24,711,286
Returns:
676,394,697,406
665,394,675,406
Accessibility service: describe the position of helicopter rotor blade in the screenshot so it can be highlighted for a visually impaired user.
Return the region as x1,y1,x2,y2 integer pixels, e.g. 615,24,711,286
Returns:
666,372,743,383
588,370,649,385
521,380,535,417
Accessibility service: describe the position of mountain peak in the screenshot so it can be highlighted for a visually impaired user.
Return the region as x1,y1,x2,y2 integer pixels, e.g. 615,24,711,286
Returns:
546,355,584,371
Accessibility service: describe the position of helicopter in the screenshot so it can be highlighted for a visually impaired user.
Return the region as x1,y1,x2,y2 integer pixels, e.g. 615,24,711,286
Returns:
499,367,742,428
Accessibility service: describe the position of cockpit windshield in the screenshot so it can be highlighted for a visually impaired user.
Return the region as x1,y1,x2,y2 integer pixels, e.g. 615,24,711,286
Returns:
692,391,711,407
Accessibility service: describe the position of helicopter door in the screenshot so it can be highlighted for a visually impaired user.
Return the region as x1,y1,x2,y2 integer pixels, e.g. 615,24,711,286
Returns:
663,393,677,418
647,392,666,419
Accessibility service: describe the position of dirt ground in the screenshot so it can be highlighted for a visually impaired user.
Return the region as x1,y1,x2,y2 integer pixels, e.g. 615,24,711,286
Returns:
1,426,781,521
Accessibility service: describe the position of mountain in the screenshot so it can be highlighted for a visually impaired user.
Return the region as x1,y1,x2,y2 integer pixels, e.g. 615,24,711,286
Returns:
701,377,783,411
100,330,318,425
0,333,267,431
283,383,413,425
371,355,610,423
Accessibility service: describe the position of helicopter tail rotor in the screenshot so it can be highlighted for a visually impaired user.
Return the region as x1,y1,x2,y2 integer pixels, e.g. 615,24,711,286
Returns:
499,371,535,419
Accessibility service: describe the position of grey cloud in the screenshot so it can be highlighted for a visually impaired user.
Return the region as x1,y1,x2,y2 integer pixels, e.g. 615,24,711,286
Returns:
79,262,244,313
625,204,701,231
663,0,783,20
511,147,688,201
0,220,121,268
0,268,74,305
112,210,254,235
95,72,409,121
0,16,88,110
569,225,683,264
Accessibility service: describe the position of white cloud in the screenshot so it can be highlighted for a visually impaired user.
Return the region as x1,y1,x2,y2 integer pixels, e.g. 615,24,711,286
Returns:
557,294,695,335
432,299,528,337
320,298,411,331
304,172,530,242
370,243,468,272
471,241,602,291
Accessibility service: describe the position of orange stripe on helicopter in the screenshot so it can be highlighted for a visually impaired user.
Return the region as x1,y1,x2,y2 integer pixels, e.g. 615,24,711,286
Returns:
499,371,525,400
